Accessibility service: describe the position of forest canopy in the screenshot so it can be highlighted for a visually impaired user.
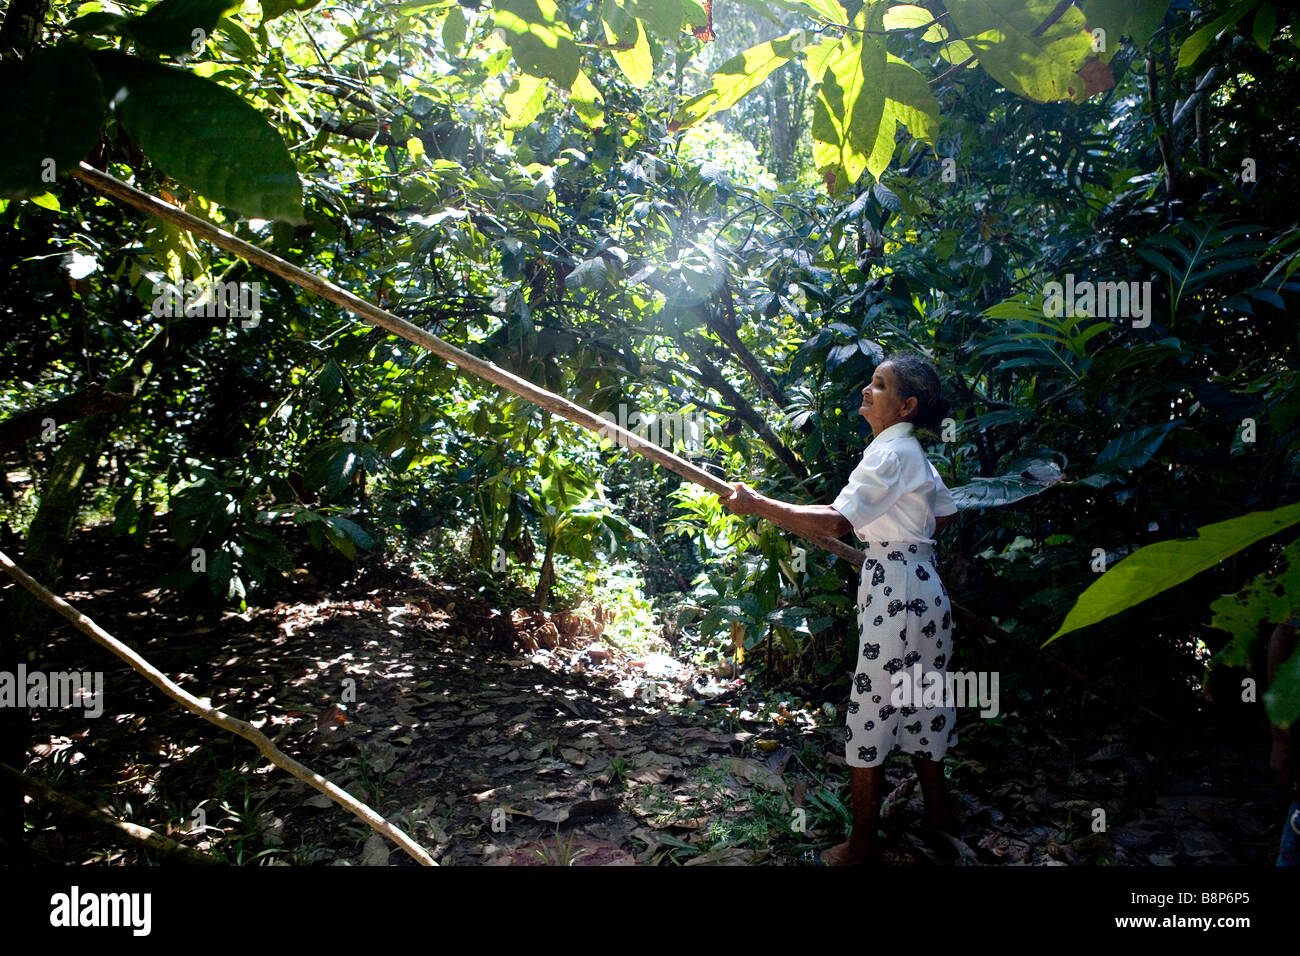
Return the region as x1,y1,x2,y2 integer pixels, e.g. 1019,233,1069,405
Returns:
1,0,1298,868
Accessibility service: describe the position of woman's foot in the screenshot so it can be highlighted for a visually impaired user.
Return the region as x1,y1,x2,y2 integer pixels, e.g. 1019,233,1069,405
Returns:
820,836,880,865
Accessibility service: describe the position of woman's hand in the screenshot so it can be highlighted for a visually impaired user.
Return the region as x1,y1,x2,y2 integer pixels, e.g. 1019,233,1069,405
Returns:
720,481,764,516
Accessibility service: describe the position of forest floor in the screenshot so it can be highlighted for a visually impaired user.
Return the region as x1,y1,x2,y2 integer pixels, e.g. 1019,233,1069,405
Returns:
14,527,1289,866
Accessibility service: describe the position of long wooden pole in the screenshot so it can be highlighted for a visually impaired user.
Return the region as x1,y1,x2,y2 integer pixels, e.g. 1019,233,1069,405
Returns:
0,549,437,865
73,164,864,566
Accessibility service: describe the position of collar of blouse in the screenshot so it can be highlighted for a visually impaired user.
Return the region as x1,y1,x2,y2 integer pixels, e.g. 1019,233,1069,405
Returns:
867,420,915,448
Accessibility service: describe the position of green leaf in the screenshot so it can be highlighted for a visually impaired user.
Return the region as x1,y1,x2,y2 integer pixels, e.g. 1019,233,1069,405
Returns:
1079,0,1168,58
259,0,323,21
883,4,947,40
949,475,1055,510
95,53,303,221
569,69,605,128
602,3,654,88
326,446,360,497
495,0,582,88
323,514,374,557
66,11,130,34
122,0,242,56
946,0,1106,103
865,55,941,178
503,72,549,129
671,31,802,130
443,5,468,51
1206,537,1300,729
1252,2,1276,51
811,18,886,195
566,255,611,290
1045,500,1300,643
0,45,107,199
1176,0,1258,69
760,0,843,22
630,0,681,36
28,192,62,211
1209,539,1300,666
1094,419,1181,472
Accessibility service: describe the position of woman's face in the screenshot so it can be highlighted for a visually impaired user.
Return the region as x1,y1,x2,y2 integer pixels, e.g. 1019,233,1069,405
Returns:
859,362,917,436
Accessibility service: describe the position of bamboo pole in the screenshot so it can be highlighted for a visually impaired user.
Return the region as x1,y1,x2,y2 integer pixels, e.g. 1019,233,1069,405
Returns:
72,164,864,565
0,549,436,865
0,760,222,865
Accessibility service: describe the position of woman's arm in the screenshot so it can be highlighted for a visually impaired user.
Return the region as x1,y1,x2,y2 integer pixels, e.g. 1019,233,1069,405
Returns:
934,512,957,535
720,482,853,540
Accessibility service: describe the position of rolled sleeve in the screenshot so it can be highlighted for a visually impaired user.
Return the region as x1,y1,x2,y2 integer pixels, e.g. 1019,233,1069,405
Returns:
831,448,904,541
934,479,957,518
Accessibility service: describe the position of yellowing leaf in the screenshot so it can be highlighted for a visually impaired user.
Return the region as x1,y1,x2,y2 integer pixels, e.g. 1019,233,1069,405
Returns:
602,9,653,88
883,3,947,41
503,72,549,128
946,0,1105,103
811,22,887,195
569,69,605,128
671,31,804,130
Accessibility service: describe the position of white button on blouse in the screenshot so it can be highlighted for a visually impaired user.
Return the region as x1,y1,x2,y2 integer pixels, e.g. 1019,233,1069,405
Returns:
831,421,956,544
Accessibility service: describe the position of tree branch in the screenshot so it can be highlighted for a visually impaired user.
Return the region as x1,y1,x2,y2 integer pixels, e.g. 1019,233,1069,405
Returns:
0,384,130,454
0,548,437,866
0,760,221,864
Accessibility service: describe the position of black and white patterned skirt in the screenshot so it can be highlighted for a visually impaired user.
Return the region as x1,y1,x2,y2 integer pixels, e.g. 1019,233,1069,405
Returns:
845,540,957,768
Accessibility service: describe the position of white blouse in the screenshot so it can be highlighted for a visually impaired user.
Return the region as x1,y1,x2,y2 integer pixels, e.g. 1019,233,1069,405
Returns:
831,421,956,544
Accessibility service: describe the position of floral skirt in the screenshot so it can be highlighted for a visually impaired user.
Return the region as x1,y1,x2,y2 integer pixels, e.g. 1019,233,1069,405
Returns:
845,540,957,768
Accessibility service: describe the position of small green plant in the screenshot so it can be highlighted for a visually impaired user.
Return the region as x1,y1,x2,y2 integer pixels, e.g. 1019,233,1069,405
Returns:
535,827,591,865
607,755,627,786
355,746,394,808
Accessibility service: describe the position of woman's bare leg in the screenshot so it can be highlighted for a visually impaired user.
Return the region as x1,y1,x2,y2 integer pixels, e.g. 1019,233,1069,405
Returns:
911,754,956,832
822,765,885,864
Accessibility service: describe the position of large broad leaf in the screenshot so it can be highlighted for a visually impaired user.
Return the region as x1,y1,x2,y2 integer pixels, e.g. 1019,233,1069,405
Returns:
602,1,654,88
122,0,242,55
1078,419,1182,487
864,55,941,178
260,0,324,21
810,17,887,195
883,3,948,39
946,0,1111,103
1079,0,1169,60
495,0,582,88
629,0,681,37
671,31,803,131
949,473,1059,509
503,72,549,129
1095,418,1182,470
1208,537,1300,728
0,46,107,199
1176,0,1257,69
1045,500,1300,644
569,69,606,128
766,0,844,22
94,53,303,221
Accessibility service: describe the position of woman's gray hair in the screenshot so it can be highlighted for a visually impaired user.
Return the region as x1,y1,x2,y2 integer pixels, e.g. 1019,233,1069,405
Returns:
881,352,951,434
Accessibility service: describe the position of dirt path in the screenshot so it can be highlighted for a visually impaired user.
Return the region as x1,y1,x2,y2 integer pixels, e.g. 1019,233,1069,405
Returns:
12,529,1286,865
